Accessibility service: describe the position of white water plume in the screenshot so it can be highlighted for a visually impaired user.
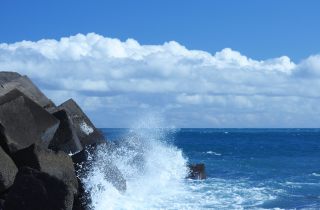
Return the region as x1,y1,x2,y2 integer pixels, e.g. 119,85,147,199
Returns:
79,108,189,210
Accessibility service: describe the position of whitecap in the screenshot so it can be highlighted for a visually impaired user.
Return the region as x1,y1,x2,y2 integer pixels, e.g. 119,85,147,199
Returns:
207,151,221,155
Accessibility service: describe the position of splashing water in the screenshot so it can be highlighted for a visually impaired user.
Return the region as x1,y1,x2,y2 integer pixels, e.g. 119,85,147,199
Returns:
79,108,189,210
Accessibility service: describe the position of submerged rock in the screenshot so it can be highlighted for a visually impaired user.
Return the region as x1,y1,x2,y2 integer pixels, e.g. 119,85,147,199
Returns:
187,164,206,180
3,167,73,210
0,146,18,194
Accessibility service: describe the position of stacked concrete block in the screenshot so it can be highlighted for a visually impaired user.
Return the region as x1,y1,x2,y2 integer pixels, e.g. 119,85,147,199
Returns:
0,73,56,113
57,99,107,148
3,167,74,210
0,96,42,154
0,89,59,150
0,146,18,194
11,144,79,195
49,110,83,154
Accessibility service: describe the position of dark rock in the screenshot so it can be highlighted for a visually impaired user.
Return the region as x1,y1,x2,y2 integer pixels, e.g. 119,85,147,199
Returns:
49,110,83,154
72,144,126,194
0,89,60,148
0,146,18,194
0,96,41,154
3,167,73,210
0,199,5,209
44,99,58,114
82,128,107,147
57,99,108,148
72,178,90,210
0,72,21,86
187,164,206,180
0,194,6,200
0,75,52,109
11,144,79,195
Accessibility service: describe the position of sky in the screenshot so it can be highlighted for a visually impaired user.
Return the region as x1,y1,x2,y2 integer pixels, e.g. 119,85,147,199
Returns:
0,0,320,128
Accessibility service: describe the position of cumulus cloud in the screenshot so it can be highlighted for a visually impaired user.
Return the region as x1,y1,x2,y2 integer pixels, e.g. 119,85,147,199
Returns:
0,33,319,127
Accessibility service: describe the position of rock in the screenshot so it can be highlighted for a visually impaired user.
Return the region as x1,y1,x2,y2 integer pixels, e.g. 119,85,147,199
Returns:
0,199,5,209
0,89,60,148
72,144,126,194
44,99,58,114
49,110,83,154
57,99,108,147
72,180,89,210
3,167,73,210
0,96,41,154
0,194,6,200
0,146,18,194
82,128,107,147
11,144,79,195
0,72,21,86
187,164,206,180
0,75,52,109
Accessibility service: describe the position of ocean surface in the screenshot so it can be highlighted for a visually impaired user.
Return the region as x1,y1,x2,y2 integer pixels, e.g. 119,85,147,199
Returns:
80,127,320,210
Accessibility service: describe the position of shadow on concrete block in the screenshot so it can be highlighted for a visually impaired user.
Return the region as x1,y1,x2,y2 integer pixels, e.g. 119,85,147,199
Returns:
49,110,83,154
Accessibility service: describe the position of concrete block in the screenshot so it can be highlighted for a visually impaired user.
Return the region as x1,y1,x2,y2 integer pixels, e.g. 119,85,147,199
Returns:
49,110,83,154
0,96,41,154
0,146,18,194
3,167,73,210
11,144,79,195
57,99,106,148
0,89,59,148
0,75,52,109
0,72,21,86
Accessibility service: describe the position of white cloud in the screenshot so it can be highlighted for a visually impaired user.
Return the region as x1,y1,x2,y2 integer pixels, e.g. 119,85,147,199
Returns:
1,33,320,127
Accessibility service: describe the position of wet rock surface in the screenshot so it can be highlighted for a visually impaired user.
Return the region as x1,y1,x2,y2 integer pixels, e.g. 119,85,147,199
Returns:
3,167,73,210
187,163,206,180
72,144,126,194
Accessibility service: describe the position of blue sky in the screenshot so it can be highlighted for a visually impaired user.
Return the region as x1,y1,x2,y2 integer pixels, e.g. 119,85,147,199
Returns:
1,1,320,128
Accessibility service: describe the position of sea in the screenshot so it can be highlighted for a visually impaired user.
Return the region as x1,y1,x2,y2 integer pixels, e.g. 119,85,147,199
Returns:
78,113,320,210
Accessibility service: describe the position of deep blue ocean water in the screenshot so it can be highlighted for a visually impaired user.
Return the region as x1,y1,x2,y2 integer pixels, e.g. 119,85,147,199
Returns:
85,128,320,210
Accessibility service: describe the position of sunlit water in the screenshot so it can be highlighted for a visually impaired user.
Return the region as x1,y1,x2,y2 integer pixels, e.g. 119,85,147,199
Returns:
78,111,320,209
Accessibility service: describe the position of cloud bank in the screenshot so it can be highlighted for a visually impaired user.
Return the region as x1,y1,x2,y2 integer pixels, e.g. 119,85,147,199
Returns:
0,33,319,127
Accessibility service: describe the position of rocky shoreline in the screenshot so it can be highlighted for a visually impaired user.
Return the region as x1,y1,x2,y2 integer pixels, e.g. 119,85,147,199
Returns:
0,71,205,210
